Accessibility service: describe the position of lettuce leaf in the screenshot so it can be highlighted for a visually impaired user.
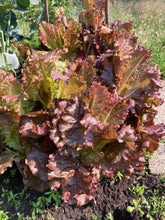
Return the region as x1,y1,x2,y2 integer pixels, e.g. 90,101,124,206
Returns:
0,4,164,207
19,111,50,138
85,82,129,124
47,153,100,206
49,97,85,151
39,19,81,53
0,108,22,153
0,69,33,113
23,146,50,192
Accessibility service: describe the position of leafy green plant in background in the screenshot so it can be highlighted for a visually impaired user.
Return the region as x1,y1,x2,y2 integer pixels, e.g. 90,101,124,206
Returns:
16,0,30,9
0,0,37,71
0,2,17,52
0,0,165,207
0,0,47,70
0,2,20,70
0,0,82,68
48,0,82,21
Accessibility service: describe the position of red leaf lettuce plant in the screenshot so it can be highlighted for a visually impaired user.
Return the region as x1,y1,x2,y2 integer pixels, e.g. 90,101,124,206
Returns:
0,0,164,206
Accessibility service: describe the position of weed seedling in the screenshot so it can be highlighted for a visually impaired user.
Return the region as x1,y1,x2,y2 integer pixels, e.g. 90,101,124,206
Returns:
3,178,10,185
0,210,9,220
160,173,165,184
127,198,145,217
128,184,146,196
0,186,27,219
127,184,165,219
30,189,61,219
105,212,114,220
10,168,17,177
92,214,101,220
111,171,123,184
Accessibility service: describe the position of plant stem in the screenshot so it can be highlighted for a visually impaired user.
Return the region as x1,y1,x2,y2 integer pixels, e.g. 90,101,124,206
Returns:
105,0,110,26
0,30,5,53
44,0,49,22
3,53,10,71
6,9,12,53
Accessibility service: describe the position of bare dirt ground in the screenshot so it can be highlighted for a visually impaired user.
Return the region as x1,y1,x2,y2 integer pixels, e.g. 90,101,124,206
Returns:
0,166,164,220
149,80,165,174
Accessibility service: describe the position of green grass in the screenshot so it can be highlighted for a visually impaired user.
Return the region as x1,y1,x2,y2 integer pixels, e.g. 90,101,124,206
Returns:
109,0,165,78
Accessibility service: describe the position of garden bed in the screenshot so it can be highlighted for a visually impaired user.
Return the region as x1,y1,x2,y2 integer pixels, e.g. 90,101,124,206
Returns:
0,164,164,219
44,171,164,220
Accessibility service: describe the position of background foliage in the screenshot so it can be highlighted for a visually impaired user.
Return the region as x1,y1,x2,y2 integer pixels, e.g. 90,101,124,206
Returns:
1,0,165,77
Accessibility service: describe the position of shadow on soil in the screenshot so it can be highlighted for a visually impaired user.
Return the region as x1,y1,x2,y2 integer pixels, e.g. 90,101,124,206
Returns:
0,163,164,220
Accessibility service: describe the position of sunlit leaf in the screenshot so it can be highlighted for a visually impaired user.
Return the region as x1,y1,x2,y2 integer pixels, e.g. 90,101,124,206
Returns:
19,111,50,138
85,82,129,124
39,19,80,52
141,123,165,153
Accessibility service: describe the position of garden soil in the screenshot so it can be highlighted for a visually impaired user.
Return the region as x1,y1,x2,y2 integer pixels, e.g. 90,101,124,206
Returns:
0,166,164,220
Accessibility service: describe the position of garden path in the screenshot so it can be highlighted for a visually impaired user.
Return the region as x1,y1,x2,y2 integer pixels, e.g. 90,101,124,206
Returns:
149,80,165,174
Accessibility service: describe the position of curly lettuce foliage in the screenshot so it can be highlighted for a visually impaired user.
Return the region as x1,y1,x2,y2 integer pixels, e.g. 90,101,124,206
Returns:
0,0,164,206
